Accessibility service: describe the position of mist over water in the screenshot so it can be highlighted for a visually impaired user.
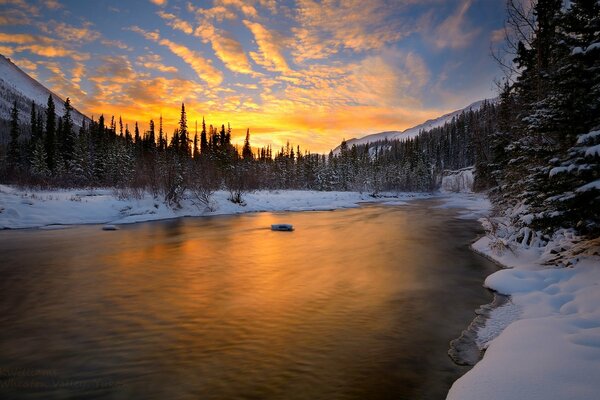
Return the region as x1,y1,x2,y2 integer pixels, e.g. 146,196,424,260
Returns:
0,201,497,400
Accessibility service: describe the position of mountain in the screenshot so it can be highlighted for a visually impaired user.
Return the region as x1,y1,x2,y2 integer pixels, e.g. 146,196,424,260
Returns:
332,99,492,154
0,54,87,129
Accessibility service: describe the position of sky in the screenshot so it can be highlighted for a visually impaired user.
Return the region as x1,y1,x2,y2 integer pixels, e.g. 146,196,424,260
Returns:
0,0,506,153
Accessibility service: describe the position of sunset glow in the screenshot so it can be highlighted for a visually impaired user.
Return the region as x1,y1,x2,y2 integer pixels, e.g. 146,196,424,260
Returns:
0,0,505,152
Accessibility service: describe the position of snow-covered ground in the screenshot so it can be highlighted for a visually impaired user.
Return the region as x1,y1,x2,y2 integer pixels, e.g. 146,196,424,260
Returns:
448,227,600,399
0,184,431,229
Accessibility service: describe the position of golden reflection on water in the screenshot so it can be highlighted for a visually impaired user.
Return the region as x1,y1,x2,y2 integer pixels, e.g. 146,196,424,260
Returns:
0,203,497,400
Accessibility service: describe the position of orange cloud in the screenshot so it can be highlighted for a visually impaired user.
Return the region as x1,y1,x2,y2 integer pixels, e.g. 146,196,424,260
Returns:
157,11,194,35
41,21,101,43
137,54,178,73
194,20,255,75
243,20,290,73
129,25,223,86
291,0,412,62
158,38,223,86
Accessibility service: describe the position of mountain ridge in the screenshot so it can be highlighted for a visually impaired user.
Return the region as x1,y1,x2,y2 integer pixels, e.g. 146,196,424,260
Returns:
0,54,87,129
332,99,494,154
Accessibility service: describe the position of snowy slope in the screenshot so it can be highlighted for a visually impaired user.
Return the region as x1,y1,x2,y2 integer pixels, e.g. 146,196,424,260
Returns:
333,99,491,154
0,54,86,127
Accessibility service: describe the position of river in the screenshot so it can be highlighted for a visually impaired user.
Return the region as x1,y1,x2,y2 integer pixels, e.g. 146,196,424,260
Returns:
0,200,497,400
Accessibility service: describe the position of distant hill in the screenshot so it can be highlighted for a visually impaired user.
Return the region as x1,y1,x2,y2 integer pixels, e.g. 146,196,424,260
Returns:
332,99,492,154
0,54,87,137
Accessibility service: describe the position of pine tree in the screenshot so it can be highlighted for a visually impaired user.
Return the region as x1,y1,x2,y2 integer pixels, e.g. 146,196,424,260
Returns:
193,133,200,159
7,100,21,170
200,117,208,155
62,98,75,163
242,128,253,160
30,139,50,177
45,95,56,171
178,103,189,157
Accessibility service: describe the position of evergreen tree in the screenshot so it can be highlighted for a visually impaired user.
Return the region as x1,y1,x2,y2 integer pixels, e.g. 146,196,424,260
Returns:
178,103,189,157
7,100,21,170
62,98,75,163
45,95,56,171
242,128,253,160
200,117,208,155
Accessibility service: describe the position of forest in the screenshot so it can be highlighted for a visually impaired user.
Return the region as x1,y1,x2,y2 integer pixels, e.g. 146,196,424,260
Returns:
0,0,598,238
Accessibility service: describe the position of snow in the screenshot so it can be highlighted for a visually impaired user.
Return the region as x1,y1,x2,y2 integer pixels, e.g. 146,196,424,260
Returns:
576,129,600,145
0,184,430,229
448,227,600,400
0,55,86,125
332,99,494,153
584,143,600,157
576,179,600,192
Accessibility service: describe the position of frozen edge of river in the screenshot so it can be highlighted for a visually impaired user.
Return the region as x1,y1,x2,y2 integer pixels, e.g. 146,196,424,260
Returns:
447,220,600,399
0,185,436,230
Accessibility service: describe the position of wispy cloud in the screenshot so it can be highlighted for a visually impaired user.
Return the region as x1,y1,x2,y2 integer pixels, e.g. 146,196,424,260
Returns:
291,0,413,62
130,25,223,85
243,20,290,73
194,20,256,76
136,54,177,73
432,0,480,49
157,11,194,35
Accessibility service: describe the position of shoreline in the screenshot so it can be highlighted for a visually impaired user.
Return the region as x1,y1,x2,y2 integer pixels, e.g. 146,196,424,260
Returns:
447,222,600,399
0,185,438,230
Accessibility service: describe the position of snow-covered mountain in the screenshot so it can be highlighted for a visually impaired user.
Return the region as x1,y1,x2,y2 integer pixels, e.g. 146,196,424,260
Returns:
333,99,492,154
0,54,86,128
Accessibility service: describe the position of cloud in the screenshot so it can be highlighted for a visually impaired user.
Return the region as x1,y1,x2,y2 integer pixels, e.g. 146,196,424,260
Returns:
0,45,14,55
101,39,132,51
291,0,414,62
0,8,31,25
40,21,101,43
243,20,290,73
39,60,87,104
158,38,223,86
13,57,36,71
157,11,194,35
194,20,255,75
127,25,160,41
432,0,480,49
0,32,90,60
149,0,167,6
137,54,178,73
0,0,40,16
190,0,258,20
14,44,90,60
42,0,63,10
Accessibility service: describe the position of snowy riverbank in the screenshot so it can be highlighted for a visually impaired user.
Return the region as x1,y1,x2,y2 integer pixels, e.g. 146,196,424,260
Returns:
0,185,434,229
447,226,600,399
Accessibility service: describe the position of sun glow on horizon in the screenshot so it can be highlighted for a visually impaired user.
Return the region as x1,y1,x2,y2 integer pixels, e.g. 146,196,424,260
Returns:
0,0,505,153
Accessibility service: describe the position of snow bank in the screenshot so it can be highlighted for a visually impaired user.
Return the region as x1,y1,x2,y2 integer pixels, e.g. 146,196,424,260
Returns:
0,185,429,229
440,168,474,193
448,229,600,400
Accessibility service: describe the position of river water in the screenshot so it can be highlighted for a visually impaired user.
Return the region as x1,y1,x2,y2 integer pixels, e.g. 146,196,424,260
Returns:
0,200,497,400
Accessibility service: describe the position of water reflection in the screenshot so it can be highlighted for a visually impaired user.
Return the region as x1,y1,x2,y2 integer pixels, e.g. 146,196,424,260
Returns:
0,201,497,400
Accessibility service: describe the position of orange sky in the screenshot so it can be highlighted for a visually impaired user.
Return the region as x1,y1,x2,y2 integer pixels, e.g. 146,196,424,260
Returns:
0,0,505,153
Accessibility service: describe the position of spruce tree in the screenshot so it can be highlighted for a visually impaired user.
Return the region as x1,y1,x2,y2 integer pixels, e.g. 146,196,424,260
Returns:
200,117,208,155
45,95,56,171
7,100,21,170
242,128,253,160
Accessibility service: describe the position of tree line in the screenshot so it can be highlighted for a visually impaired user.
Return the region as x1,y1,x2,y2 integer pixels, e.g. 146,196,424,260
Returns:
474,0,599,238
0,0,597,238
